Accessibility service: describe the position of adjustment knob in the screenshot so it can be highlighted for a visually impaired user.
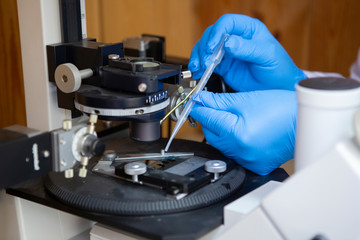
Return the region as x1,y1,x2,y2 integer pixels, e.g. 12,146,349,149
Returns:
55,63,93,93
91,139,105,156
124,162,147,183
103,150,117,161
205,160,227,182
81,134,104,157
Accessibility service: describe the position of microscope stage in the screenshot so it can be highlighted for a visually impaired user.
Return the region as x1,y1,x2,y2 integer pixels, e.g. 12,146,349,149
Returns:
7,138,288,239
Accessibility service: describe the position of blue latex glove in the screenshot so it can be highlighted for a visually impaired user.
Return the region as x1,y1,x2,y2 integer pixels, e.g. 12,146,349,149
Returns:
188,14,306,91
190,90,297,175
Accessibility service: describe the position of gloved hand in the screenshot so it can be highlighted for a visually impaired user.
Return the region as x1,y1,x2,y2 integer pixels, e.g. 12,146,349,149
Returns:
188,14,306,91
190,90,297,175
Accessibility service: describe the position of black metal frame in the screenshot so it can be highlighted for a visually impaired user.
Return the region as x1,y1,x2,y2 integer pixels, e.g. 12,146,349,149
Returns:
0,129,52,189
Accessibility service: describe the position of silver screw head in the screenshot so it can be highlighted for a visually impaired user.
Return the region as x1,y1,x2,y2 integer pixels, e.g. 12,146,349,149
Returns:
108,54,120,60
103,150,117,161
205,160,227,173
124,162,147,176
138,83,147,92
181,70,192,79
177,86,184,94
43,150,50,158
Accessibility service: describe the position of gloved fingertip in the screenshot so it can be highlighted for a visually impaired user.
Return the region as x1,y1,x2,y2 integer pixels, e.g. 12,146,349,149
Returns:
224,39,231,48
224,37,236,50
192,93,203,105
188,62,199,72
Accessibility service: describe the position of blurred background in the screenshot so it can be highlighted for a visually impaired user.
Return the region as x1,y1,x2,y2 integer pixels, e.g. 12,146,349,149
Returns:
1,0,360,163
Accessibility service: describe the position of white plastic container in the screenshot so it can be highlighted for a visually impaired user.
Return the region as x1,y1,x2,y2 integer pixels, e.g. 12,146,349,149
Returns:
295,77,360,172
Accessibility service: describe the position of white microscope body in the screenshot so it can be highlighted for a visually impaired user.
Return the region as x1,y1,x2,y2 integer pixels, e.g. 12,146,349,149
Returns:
202,77,360,240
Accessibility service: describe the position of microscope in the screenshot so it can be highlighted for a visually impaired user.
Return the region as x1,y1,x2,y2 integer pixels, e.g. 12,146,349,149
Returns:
1,1,289,239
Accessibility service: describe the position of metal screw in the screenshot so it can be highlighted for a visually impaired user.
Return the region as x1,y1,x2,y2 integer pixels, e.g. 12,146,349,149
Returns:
189,80,197,88
63,119,72,131
108,54,120,60
181,70,192,79
178,86,186,100
64,168,74,178
124,162,147,183
43,150,50,158
205,160,227,182
135,109,144,114
103,150,117,161
87,114,98,134
79,156,89,178
138,83,147,92
177,86,184,94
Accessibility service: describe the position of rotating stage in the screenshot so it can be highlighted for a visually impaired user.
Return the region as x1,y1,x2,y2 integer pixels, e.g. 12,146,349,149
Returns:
45,138,246,216
7,138,289,239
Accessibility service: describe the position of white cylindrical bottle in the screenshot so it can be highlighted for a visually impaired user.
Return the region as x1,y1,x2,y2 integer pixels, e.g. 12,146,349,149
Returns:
295,77,360,172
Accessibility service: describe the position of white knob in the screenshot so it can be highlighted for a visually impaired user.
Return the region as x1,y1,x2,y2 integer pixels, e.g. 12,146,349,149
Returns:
205,160,227,181
124,162,147,183
55,63,93,93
